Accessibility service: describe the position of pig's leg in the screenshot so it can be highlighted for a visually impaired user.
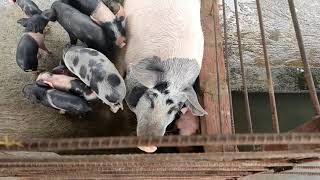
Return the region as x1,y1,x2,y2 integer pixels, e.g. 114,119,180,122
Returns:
67,31,78,45
38,41,51,54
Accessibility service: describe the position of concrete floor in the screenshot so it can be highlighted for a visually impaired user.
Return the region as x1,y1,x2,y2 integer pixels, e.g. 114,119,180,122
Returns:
0,1,136,139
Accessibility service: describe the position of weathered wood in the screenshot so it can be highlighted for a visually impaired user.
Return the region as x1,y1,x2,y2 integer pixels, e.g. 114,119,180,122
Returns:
263,116,320,151
199,0,234,152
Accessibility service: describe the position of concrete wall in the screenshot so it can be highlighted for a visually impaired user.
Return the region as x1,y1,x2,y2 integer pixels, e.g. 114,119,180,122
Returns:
221,0,320,92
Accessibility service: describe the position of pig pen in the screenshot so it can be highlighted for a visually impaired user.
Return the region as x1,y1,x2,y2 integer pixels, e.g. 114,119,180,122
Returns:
1,0,320,179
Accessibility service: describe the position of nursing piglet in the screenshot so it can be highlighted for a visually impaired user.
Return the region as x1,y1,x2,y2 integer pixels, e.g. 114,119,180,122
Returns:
37,72,97,101
47,2,116,60
123,0,207,153
23,83,92,115
62,0,126,48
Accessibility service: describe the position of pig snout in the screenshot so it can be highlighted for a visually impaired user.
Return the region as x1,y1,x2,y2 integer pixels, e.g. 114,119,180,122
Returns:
136,121,166,153
116,35,126,48
138,146,158,153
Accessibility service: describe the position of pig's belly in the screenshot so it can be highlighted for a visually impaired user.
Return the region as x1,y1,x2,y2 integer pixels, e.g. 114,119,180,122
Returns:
123,0,204,67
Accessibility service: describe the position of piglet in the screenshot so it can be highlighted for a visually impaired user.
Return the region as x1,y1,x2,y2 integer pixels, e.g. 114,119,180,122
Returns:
11,0,42,17
62,0,126,48
16,14,50,72
23,83,92,115
63,45,126,113
47,1,117,60
37,72,97,101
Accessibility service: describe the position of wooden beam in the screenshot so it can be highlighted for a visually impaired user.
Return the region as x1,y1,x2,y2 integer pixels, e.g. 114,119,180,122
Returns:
199,0,234,152
263,116,320,151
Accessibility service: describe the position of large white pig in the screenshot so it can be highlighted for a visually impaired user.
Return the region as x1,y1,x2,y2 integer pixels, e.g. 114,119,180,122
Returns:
123,0,207,145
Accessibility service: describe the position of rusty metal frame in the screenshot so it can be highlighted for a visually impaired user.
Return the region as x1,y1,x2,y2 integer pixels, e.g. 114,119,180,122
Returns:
233,0,253,134
1,133,320,152
255,0,280,133
1,0,320,179
287,0,320,116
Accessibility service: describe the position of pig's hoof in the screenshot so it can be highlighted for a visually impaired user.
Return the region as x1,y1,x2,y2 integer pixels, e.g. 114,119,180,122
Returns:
59,110,66,114
138,146,157,153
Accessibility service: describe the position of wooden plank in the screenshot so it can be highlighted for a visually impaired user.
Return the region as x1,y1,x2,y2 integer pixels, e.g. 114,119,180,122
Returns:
199,0,234,152
263,116,320,151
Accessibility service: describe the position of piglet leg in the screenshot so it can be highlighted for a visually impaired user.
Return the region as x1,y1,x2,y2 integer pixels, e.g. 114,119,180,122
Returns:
38,41,51,54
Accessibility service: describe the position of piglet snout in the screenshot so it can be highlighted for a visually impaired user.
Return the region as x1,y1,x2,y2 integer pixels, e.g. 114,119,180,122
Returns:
116,36,126,48
138,146,157,153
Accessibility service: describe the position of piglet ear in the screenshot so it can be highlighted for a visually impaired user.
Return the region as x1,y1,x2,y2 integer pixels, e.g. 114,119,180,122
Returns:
42,9,57,22
17,18,29,27
183,87,207,116
130,56,164,88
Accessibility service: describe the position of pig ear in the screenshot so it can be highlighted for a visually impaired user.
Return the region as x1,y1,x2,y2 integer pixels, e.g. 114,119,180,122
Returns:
42,9,57,22
183,87,207,116
17,18,29,27
130,57,164,88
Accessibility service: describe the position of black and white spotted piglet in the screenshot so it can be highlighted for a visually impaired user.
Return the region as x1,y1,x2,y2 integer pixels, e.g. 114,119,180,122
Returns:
63,45,126,113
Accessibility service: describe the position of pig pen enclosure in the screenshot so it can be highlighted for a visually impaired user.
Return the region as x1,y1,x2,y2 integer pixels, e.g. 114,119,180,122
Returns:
1,0,320,179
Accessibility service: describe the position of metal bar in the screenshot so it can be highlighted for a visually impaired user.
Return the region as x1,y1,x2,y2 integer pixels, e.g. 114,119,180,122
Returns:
223,0,235,135
266,172,320,176
0,176,239,180
255,0,280,133
2,133,320,151
287,0,320,115
234,0,253,133
0,170,251,179
0,161,286,169
1,151,319,162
